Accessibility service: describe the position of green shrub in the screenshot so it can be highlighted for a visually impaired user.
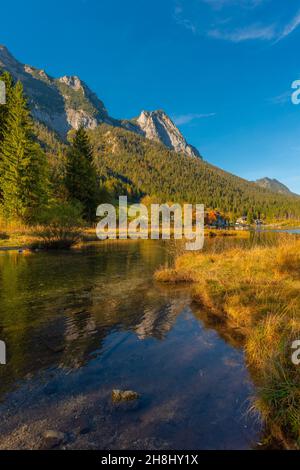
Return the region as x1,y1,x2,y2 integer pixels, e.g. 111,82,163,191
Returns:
32,203,84,249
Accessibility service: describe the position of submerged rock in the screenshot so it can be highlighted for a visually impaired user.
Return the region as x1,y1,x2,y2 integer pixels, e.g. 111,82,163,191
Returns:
76,415,91,435
42,430,65,449
111,389,140,403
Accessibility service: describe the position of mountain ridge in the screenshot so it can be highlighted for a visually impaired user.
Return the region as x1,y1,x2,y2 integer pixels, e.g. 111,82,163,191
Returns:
0,45,200,158
255,177,294,195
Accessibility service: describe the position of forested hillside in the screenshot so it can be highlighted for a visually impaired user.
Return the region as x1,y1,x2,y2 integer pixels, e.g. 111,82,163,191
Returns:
29,118,300,223
34,121,300,223
87,125,300,222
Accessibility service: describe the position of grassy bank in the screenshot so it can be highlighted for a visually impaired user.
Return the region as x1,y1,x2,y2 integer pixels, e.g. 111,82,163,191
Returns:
0,225,245,250
155,235,300,447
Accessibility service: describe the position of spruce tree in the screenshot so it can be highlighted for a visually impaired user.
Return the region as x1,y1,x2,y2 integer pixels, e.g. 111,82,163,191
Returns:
0,71,14,144
0,72,14,202
65,127,98,221
0,80,48,221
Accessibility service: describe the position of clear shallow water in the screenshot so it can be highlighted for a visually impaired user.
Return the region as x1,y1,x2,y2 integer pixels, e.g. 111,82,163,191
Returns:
262,228,300,234
0,240,262,449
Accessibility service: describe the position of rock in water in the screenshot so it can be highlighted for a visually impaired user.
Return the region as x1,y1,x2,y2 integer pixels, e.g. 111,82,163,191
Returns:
76,415,91,435
111,389,140,403
42,430,65,449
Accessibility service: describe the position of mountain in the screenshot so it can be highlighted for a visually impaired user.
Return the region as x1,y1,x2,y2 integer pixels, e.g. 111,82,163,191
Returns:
255,177,293,195
122,110,200,158
0,45,200,158
0,45,115,136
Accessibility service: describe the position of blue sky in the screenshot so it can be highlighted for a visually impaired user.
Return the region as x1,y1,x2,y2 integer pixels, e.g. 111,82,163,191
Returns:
1,0,300,192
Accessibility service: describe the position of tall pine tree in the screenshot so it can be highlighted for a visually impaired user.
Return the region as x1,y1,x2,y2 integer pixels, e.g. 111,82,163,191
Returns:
0,71,14,144
65,127,98,221
0,79,48,221
0,71,14,202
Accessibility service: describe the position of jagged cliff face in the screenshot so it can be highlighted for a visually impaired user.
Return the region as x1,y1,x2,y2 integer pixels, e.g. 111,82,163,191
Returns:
0,45,113,136
133,110,201,158
0,45,201,158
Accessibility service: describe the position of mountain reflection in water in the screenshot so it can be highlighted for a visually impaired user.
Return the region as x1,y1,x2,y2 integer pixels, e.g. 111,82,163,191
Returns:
0,239,263,449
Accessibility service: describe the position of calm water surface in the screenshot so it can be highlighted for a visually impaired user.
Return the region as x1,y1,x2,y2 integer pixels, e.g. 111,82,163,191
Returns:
0,239,265,449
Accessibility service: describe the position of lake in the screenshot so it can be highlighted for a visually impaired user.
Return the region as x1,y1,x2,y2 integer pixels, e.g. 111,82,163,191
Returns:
0,237,273,449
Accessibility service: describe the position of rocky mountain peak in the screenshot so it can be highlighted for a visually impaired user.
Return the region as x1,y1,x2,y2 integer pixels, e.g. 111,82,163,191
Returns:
255,177,293,195
0,45,14,62
0,45,23,74
136,109,201,158
0,46,112,136
58,75,83,92
24,65,52,82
